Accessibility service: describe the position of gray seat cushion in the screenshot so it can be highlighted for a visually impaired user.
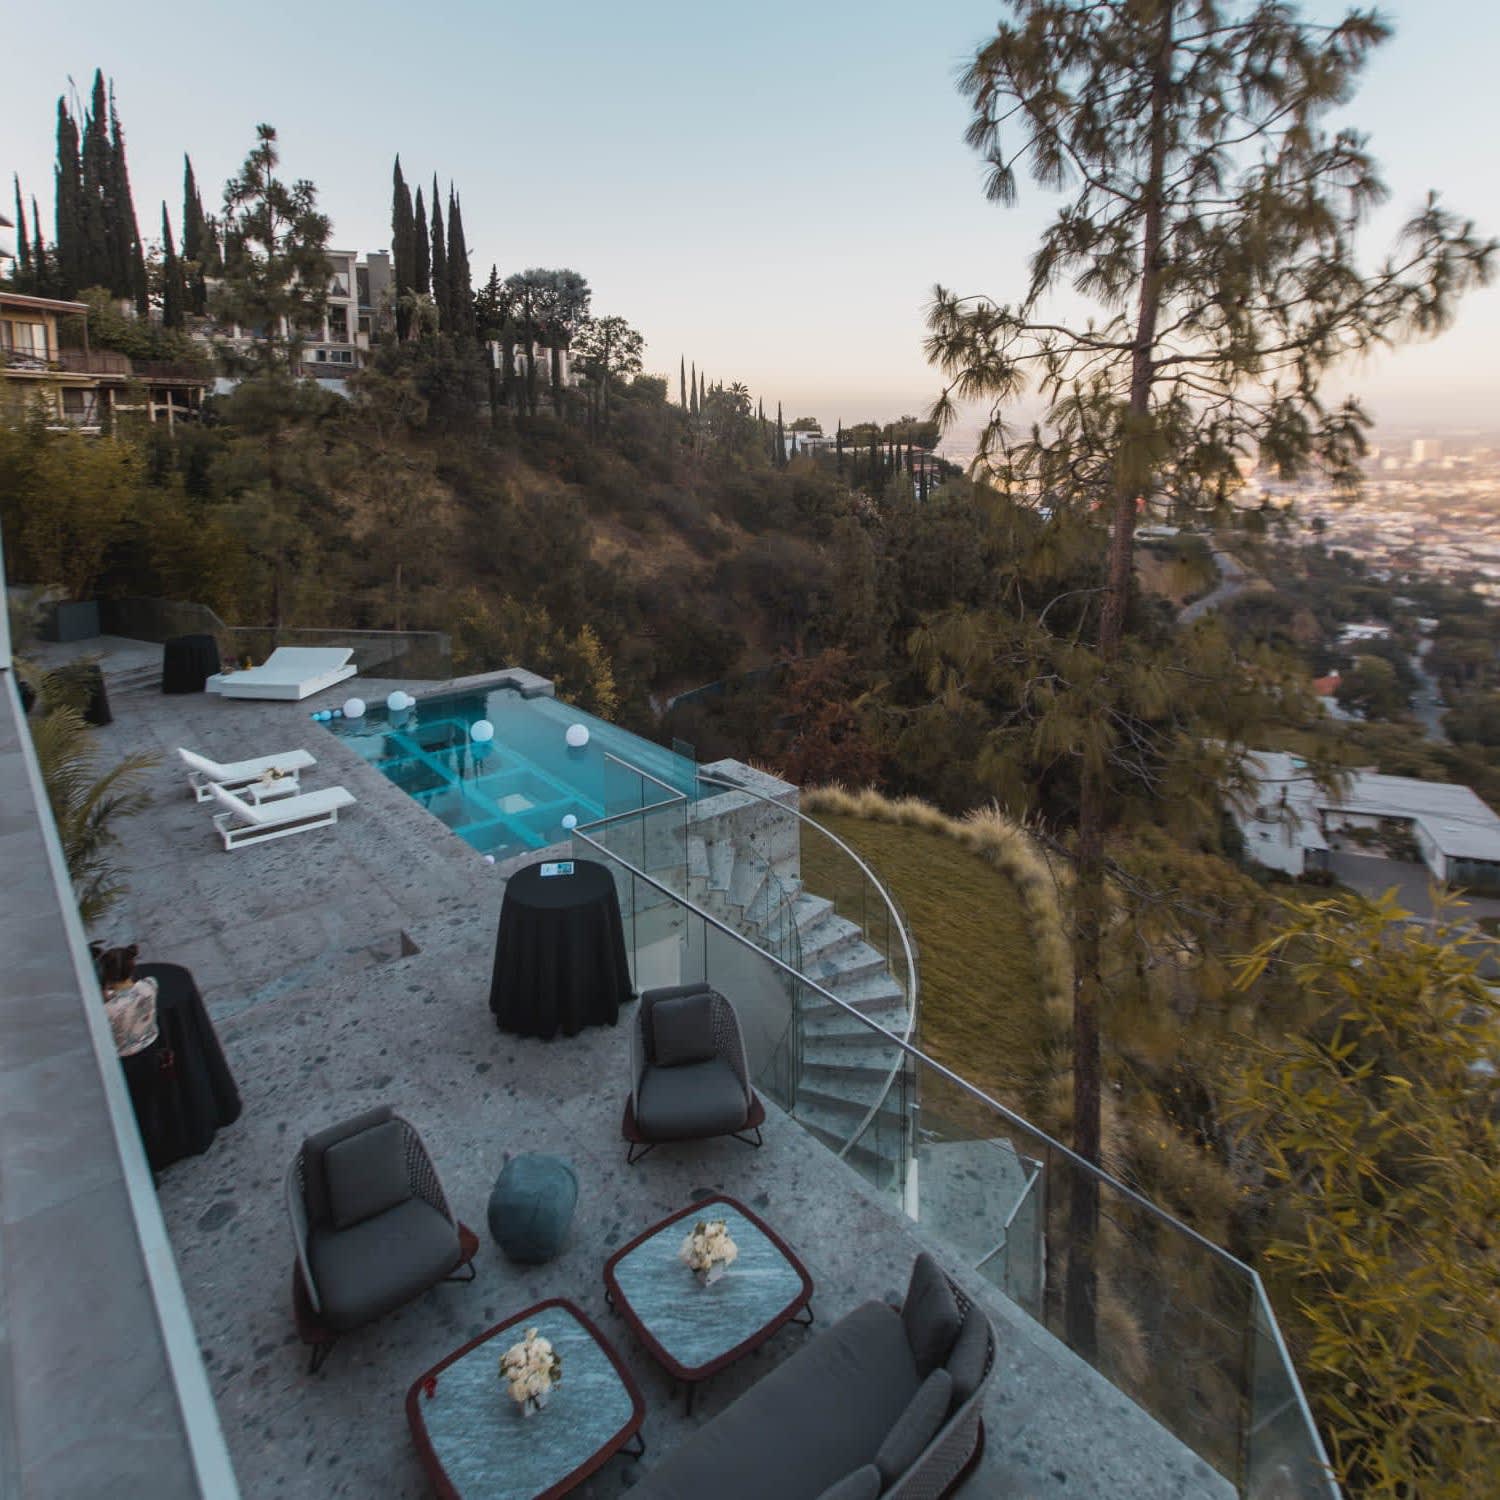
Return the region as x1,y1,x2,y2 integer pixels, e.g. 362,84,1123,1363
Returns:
815,1467,881,1500
487,1153,578,1264
901,1252,962,1377
650,992,719,1067
308,1197,460,1333
635,1055,748,1140
874,1367,952,1484
323,1119,410,1230
945,1304,991,1407
302,1105,394,1228
629,1300,919,1500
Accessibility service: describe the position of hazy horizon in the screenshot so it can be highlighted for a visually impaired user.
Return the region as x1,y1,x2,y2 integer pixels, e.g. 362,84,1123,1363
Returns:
4,0,1497,435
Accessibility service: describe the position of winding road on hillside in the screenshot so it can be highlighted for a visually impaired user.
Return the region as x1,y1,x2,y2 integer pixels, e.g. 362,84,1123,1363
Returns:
1178,547,1269,623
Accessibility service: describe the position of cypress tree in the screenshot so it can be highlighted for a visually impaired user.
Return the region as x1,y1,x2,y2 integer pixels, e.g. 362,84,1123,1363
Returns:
835,419,845,474
160,203,185,328
78,76,111,290
447,188,473,337
13,177,30,278
690,362,699,417
182,155,211,314
54,100,83,294
108,86,149,315
30,198,47,294
413,185,430,298
775,402,787,467
868,427,878,483
391,156,413,337
428,175,448,331
680,356,687,408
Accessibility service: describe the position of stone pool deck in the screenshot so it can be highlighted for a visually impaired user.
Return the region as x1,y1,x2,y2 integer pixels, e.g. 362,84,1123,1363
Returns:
56,646,1229,1499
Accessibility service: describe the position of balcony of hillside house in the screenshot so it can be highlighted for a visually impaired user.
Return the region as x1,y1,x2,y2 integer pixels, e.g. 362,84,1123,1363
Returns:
2,616,1339,1499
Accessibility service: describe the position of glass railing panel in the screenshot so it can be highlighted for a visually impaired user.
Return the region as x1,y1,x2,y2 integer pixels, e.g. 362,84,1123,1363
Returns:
1246,1285,1340,1499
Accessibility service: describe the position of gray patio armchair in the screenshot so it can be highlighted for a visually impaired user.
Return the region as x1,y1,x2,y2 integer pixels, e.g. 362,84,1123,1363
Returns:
622,983,766,1165
286,1106,478,1372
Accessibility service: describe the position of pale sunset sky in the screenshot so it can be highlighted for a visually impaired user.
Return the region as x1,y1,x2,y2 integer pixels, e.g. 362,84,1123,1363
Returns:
4,1,1497,441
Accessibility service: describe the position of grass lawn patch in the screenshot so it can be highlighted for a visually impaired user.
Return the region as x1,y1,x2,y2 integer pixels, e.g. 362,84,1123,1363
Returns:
803,811,1054,1112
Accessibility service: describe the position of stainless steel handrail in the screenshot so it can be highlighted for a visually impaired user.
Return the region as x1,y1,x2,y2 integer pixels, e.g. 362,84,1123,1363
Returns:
694,769,920,1164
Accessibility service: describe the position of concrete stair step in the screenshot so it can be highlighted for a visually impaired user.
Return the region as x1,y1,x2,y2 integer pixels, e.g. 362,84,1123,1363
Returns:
804,939,886,989
800,1054,909,1091
797,913,862,962
706,838,734,892
800,1004,911,1045
790,892,834,931
727,847,771,914
686,835,709,883
821,970,905,1007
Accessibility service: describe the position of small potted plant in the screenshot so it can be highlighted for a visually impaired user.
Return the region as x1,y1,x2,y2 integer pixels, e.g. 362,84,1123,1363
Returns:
679,1218,738,1286
498,1327,562,1417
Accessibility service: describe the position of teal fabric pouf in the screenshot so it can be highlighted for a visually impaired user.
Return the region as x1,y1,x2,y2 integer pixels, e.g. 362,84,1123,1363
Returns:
488,1154,578,1264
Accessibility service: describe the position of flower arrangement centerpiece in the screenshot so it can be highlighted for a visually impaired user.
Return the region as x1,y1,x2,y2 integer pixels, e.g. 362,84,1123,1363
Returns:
679,1217,738,1286
498,1326,563,1417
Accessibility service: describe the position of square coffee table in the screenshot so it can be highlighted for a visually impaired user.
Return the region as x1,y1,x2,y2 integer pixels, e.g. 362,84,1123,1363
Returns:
603,1194,814,1413
406,1297,645,1499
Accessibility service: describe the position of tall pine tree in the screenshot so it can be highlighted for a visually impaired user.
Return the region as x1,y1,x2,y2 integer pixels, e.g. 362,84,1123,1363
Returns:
413,185,430,300
107,85,149,315
78,74,112,291
428,176,448,332
13,177,30,280
160,204,185,328
391,156,414,338
446,187,473,337
680,356,687,408
54,99,83,294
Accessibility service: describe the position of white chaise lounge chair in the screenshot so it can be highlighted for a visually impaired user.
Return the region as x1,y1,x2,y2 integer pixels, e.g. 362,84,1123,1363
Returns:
206,647,357,702
209,781,356,850
178,746,317,802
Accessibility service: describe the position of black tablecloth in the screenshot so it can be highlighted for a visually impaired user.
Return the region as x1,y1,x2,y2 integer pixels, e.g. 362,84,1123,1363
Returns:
161,633,222,694
123,963,242,1171
488,859,633,1039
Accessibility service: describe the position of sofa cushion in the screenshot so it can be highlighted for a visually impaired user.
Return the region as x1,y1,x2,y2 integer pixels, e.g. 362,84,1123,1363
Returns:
301,1105,394,1228
635,1056,747,1140
651,992,719,1067
324,1119,410,1230
945,1304,991,1407
815,1467,882,1500
308,1197,460,1333
901,1253,962,1377
874,1367,952,1484
628,1300,919,1500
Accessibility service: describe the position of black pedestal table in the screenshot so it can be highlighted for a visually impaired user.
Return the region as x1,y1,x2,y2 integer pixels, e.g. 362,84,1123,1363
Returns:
488,858,634,1039
127,963,242,1170
161,633,222,694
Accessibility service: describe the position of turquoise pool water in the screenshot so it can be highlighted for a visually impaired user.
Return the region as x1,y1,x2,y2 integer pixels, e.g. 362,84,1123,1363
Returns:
321,687,697,859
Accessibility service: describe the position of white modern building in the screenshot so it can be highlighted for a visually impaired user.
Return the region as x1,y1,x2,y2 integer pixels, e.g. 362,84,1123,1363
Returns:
1231,750,1500,892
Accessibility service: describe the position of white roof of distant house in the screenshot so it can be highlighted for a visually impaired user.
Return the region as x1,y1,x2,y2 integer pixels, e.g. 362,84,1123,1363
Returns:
1241,751,1500,863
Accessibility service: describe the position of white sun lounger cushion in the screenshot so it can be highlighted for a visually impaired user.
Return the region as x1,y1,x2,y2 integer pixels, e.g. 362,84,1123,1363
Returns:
208,781,356,850
210,647,358,702
178,746,317,782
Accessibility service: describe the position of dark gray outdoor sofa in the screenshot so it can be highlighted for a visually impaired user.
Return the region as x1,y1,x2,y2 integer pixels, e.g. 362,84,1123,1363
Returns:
629,1253,996,1500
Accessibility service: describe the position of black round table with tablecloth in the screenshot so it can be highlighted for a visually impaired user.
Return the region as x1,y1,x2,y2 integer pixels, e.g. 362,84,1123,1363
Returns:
161,633,222,694
122,963,242,1171
488,859,634,1039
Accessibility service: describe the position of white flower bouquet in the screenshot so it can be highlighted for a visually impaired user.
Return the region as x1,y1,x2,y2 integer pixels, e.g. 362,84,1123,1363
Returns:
498,1326,563,1415
679,1217,739,1285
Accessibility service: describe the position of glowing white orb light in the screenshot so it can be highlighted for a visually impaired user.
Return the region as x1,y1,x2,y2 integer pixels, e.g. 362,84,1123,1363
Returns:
565,723,590,749
562,813,578,831
343,697,366,719
386,690,408,712
483,854,496,865
470,720,495,743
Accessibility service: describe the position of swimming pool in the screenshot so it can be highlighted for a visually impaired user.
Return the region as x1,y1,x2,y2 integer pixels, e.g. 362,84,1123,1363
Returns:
322,686,698,859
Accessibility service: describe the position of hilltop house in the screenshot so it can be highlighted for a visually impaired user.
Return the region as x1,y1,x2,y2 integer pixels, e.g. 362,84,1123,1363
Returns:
0,289,209,429
1231,749,1500,892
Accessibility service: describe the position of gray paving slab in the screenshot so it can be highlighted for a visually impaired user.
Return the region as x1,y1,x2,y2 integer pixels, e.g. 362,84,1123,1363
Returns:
19,641,1237,1499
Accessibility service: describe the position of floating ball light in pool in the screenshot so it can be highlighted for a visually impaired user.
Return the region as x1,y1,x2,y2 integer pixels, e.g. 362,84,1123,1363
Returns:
483,854,496,865
562,814,578,831
565,723,590,749
386,690,410,712
343,697,366,719
470,719,495,743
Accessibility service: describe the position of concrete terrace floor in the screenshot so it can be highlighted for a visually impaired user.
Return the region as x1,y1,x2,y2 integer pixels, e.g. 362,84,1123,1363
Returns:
51,642,1231,1500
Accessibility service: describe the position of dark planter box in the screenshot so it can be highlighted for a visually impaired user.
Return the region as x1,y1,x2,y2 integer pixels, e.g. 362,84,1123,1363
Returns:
44,600,101,643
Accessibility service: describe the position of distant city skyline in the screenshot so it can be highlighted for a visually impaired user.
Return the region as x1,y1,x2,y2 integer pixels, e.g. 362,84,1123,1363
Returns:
4,0,1497,436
